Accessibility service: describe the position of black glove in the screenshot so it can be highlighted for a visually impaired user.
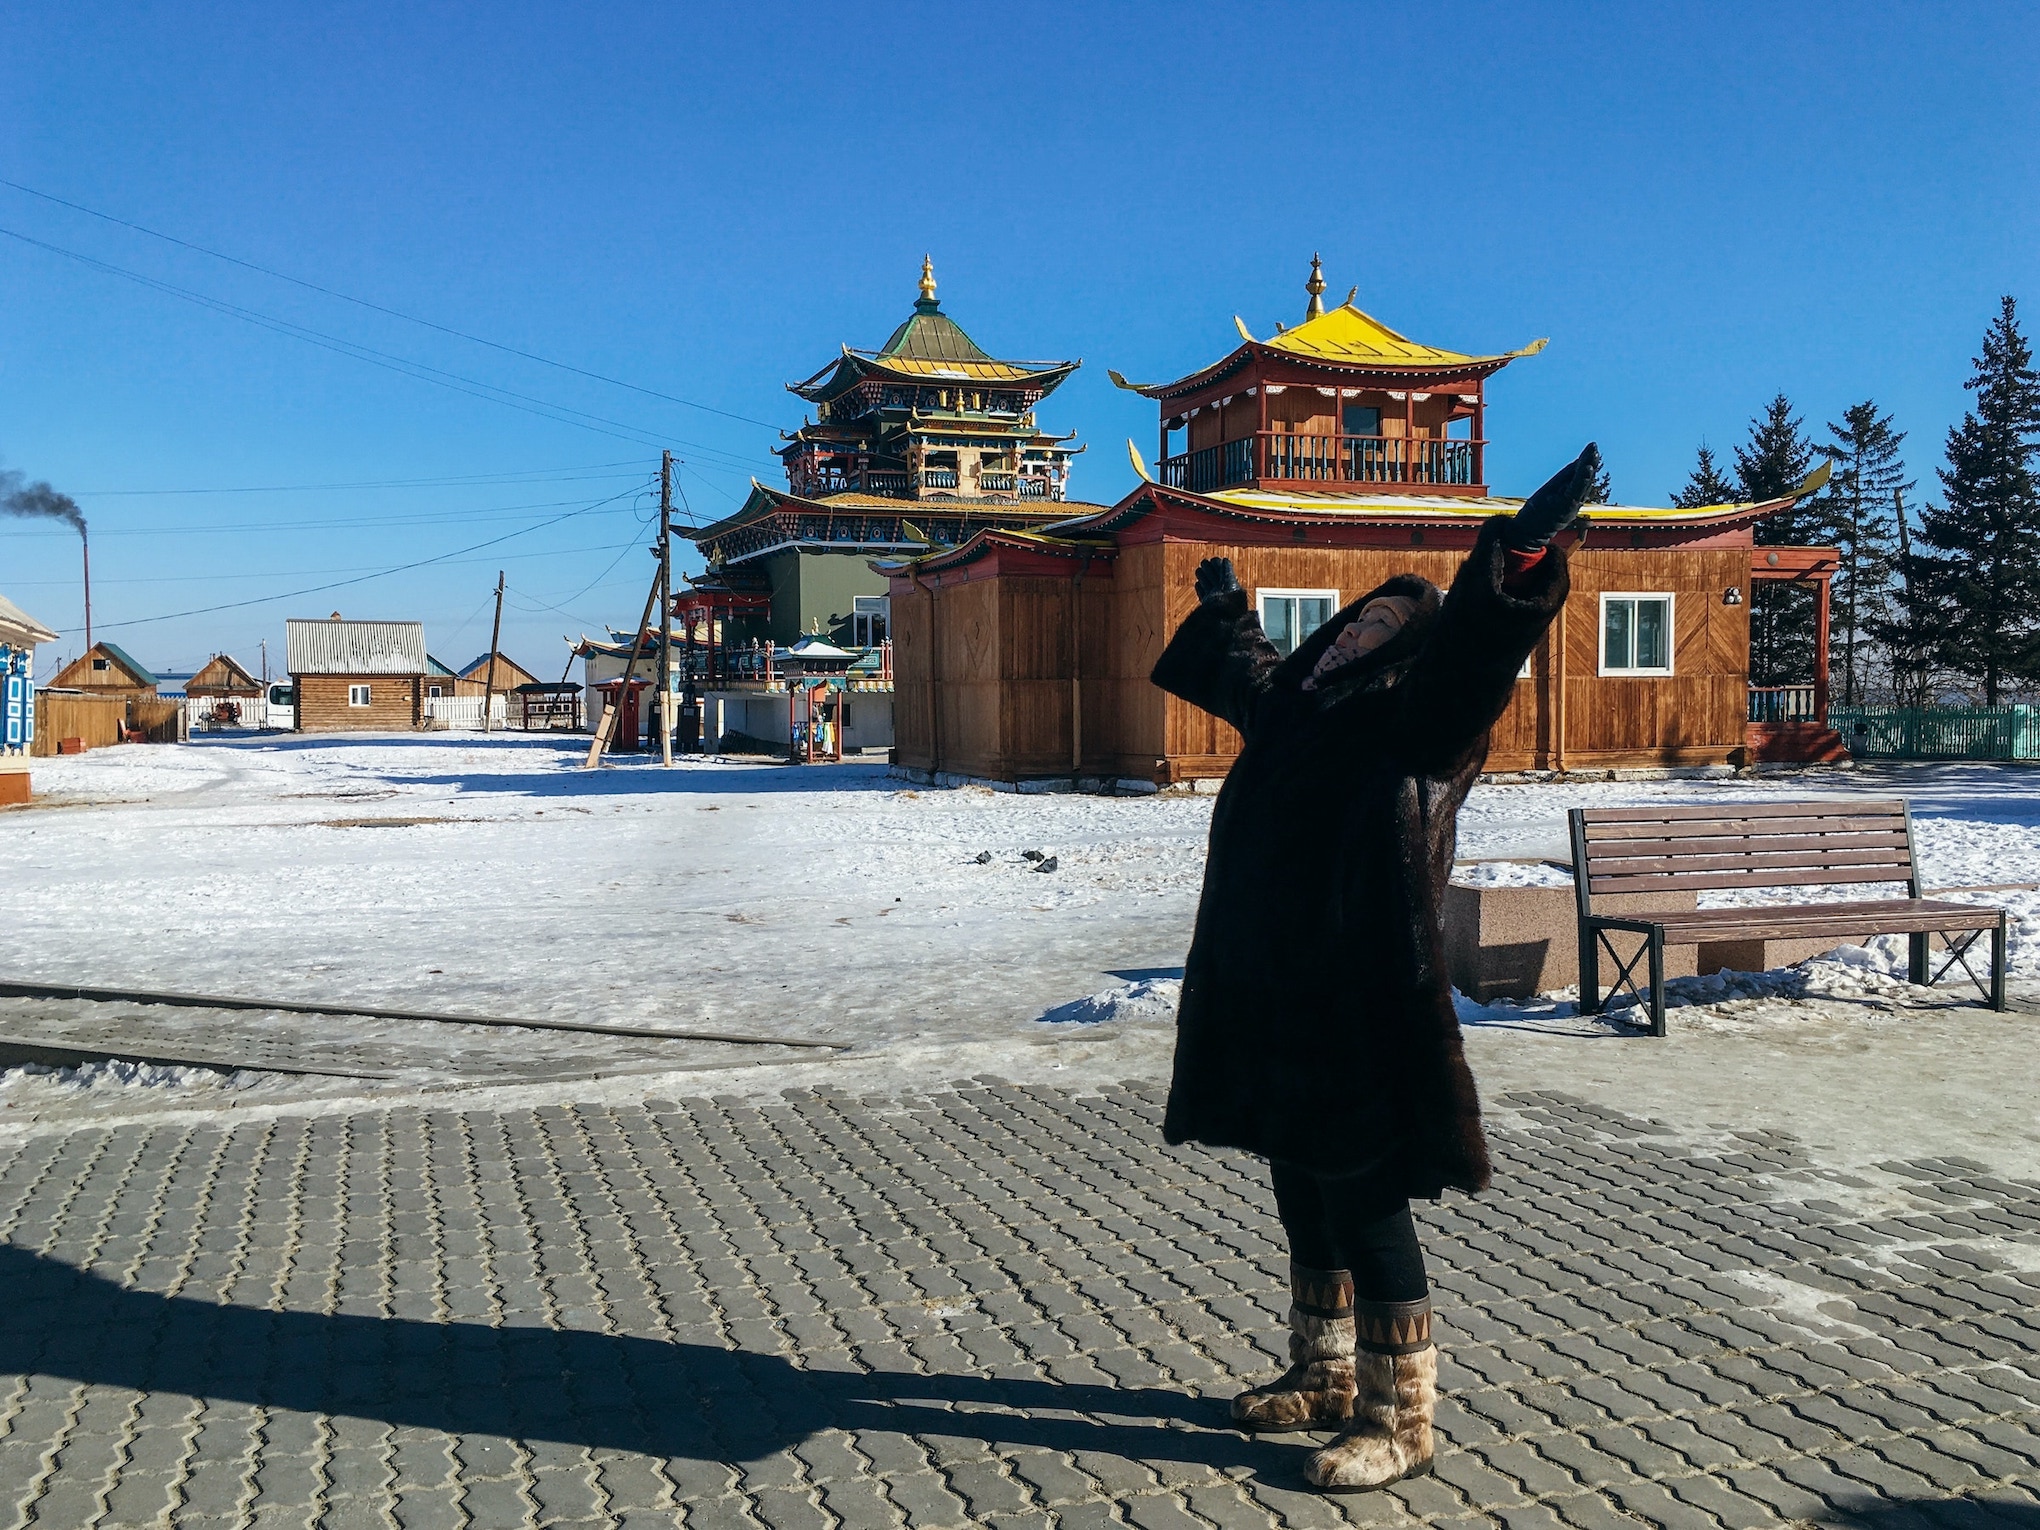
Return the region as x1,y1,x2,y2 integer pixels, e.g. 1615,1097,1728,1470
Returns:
1504,442,1600,551
1194,556,1241,602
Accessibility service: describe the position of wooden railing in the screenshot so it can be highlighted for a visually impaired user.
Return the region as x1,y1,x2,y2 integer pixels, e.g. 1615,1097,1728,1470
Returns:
1748,685,1820,723
1159,433,1484,491
794,466,1056,501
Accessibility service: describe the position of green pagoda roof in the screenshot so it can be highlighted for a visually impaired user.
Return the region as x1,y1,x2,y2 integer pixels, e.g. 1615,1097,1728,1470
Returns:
789,257,1078,404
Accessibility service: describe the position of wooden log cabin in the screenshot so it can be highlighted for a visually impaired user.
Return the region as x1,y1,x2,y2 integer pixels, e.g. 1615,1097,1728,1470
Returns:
285,617,428,732
881,261,1841,785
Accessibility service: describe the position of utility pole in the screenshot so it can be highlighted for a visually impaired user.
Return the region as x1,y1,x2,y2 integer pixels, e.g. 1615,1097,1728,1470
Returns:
584,565,664,769
658,451,674,767
259,639,268,685
481,571,505,735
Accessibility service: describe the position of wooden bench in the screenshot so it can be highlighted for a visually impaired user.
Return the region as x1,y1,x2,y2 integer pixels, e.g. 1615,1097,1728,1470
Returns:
1570,799,2008,1035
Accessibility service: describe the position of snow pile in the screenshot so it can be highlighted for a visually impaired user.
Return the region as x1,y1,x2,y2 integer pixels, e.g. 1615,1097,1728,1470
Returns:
0,1058,259,1097
1451,859,1572,889
1037,977,1182,1026
1453,989,1633,1036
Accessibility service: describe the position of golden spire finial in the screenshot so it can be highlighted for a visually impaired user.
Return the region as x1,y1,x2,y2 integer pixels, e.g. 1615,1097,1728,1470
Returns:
1305,253,1326,319
918,254,937,305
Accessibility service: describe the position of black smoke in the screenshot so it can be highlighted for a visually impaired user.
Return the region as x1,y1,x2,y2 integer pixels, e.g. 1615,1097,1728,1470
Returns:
1,466,86,538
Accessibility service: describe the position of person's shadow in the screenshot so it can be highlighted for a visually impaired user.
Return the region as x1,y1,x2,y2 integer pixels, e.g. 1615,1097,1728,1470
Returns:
0,1242,1287,1479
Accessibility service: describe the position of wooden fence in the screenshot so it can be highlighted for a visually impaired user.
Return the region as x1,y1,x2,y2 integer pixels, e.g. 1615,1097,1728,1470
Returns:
1831,705,2040,760
31,694,130,755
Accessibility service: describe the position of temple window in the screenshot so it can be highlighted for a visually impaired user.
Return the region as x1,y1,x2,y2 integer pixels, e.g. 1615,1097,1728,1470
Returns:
1601,595,1674,676
1258,589,1339,657
853,596,890,647
1343,404,1381,437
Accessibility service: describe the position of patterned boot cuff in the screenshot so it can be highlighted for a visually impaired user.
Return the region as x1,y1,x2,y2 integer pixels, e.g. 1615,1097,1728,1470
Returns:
1354,1297,1432,1356
1291,1264,1355,1322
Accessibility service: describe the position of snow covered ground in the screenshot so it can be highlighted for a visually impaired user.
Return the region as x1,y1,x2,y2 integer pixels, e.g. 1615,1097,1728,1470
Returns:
4,736,2038,1124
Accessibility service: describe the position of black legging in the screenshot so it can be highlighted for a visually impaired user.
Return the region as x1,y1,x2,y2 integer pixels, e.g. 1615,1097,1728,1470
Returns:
1270,1160,1429,1303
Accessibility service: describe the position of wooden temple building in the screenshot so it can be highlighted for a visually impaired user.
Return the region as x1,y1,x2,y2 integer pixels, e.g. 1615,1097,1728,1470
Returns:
879,260,1842,785
687,259,1108,654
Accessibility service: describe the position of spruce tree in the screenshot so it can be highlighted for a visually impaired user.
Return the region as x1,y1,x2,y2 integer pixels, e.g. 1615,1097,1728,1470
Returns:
1873,488,1939,709
1815,402,1908,706
1913,296,2040,704
1671,444,1737,508
1587,462,1612,504
1735,395,1819,686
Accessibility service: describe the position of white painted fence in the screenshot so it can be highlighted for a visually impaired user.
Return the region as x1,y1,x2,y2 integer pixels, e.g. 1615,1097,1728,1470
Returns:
423,695,509,730
181,696,277,733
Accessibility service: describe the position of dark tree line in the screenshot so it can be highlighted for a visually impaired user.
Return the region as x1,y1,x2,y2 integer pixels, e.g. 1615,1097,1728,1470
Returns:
1669,296,2040,707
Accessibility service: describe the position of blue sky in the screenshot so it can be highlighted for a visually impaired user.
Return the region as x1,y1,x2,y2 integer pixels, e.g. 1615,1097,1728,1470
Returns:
4,2,2036,676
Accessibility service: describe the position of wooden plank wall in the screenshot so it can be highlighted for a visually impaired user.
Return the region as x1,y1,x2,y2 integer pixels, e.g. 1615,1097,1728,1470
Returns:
294,674,423,733
1150,540,1467,778
890,580,934,769
1554,547,1749,768
893,540,1754,782
30,694,129,756
130,699,184,744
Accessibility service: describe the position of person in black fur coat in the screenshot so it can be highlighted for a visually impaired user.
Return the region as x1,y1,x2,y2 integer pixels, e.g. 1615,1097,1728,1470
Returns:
1149,443,1597,1493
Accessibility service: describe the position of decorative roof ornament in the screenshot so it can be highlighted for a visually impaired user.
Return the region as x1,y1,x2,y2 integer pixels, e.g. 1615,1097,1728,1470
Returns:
1305,253,1327,319
917,254,939,312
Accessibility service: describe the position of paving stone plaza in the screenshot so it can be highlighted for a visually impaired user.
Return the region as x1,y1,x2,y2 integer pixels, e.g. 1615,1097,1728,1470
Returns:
1,1079,2037,1530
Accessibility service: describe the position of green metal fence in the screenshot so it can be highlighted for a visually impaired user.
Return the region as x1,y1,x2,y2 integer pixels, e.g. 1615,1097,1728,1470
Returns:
1830,705,2040,760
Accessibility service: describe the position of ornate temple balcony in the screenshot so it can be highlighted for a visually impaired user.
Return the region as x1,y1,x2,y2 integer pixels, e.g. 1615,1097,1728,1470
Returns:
793,466,1060,502
1158,433,1487,495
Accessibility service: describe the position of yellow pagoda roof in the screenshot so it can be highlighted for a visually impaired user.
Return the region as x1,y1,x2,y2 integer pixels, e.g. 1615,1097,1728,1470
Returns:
1110,259,1549,400
1244,302,1547,370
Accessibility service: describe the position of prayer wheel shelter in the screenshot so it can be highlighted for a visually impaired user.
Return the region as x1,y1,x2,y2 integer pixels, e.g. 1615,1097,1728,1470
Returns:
881,263,1840,785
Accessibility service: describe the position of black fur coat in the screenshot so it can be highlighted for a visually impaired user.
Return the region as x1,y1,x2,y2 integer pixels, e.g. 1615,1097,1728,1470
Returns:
1150,518,1569,1197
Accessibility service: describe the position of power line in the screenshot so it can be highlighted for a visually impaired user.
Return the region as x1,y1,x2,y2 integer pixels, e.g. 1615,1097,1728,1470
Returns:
7,539,645,586
73,461,649,495
62,483,645,634
0,225,760,454
0,493,650,539
0,175,784,432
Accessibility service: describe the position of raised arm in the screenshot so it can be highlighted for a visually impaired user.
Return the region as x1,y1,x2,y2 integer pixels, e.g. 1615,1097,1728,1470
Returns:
1383,444,1595,772
1149,557,1282,739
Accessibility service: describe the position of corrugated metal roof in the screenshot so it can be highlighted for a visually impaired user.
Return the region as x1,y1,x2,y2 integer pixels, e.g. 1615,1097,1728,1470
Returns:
286,618,428,675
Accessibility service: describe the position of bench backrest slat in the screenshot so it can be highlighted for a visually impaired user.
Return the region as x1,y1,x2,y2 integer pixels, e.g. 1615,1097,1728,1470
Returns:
1568,798,1920,913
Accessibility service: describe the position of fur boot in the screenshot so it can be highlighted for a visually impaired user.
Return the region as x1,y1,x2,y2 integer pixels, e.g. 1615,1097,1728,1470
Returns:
1305,1300,1436,1493
1231,1264,1357,1432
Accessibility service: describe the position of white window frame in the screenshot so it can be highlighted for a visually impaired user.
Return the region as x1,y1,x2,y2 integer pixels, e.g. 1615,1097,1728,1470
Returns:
1598,593,1675,676
852,594,890,648
348,683,372,707
1256,587,1340,658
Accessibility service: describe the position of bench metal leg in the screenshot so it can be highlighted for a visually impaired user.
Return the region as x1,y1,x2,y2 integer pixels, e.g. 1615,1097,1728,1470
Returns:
1647,927,1667,1038
1909,931,1929,986
1579,921,1601,1015
1994,913,2008,1012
